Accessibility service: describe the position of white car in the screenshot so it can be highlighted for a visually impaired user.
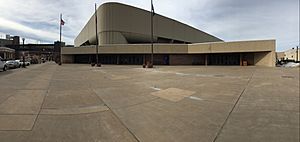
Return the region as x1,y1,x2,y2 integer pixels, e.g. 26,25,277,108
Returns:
0,57,7,71
6,60,20,69
17,59,31,66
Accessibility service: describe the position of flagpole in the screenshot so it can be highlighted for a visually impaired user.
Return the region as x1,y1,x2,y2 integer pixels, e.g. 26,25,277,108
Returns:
59,13,62,65
95,3,101,67
150,0,154,68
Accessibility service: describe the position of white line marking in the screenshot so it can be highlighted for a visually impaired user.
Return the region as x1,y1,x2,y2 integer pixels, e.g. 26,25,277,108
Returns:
150,87,161,91
189,96,203,101
175,72,190,76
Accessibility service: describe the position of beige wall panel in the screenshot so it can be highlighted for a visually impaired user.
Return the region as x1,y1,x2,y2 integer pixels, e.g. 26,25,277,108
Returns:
100,32,128,44
68,40,275,55
154,44,188,54
110,3,151,34
100,45,150,54
187,40,275,54
254,51,276,67
210,40,275,53
188,44,212,53
62,47,96,55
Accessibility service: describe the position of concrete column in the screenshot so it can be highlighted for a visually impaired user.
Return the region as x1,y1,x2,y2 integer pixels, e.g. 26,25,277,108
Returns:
240,53,243,66
117,55,120,65
205,54,208,66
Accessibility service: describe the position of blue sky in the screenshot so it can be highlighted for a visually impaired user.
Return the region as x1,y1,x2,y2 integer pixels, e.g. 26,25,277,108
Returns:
0,0,298,51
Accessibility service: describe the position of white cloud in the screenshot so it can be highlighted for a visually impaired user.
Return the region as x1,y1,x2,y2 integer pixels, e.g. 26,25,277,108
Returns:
0,17,73,43
0,0,97,44
0,0,298,51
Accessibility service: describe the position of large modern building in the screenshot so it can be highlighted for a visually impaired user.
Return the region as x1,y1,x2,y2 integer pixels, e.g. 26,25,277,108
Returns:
62,2,276,67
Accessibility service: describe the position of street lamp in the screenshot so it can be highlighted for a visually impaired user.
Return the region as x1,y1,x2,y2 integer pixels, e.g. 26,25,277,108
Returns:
22,38,26,68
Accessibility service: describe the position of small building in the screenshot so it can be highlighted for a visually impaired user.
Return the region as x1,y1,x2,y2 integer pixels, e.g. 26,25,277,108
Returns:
283,48,300,62
0,47,15,60
20,43,55,61
62,2,276,67
276,52,285,62
0,35,20,50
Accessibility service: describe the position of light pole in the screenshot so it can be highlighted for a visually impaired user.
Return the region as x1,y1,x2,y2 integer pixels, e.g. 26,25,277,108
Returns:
22,38,26,68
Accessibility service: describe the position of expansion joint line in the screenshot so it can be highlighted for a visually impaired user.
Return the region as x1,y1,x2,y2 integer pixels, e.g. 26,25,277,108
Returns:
91,89,141,142
212,69,256,142
31,65,57,130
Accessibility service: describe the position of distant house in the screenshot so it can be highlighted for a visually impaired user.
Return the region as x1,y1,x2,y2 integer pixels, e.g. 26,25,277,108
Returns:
283,48,300,61
0,47,15,60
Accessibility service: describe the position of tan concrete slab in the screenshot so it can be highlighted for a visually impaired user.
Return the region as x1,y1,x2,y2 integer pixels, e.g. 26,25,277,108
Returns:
0,89,16,104
49,80,91,91
40,105,109,115
28,111,137,142
24,79,50,90
114,98,232,142
0,90,46,114
151,88,195,102
94,87,158,109
216,109,300,142
0,115,37,130
43,90,103,109
238,77,299,111
109,74,130,80
0,79,33,90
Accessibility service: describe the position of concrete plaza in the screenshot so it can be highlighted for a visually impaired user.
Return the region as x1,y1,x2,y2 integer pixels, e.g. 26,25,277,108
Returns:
0,62,299,142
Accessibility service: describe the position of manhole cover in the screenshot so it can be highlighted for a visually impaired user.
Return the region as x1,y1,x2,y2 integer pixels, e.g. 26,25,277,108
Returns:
281,75,294,79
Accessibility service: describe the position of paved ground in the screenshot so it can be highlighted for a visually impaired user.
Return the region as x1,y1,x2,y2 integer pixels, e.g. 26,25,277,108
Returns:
0,62,299,142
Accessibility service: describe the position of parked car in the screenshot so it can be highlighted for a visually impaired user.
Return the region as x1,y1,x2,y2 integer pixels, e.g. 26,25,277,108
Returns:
15,60,22,67
19,60,31,66
25,61,30,66
6,60,20,69
0,57,7,71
